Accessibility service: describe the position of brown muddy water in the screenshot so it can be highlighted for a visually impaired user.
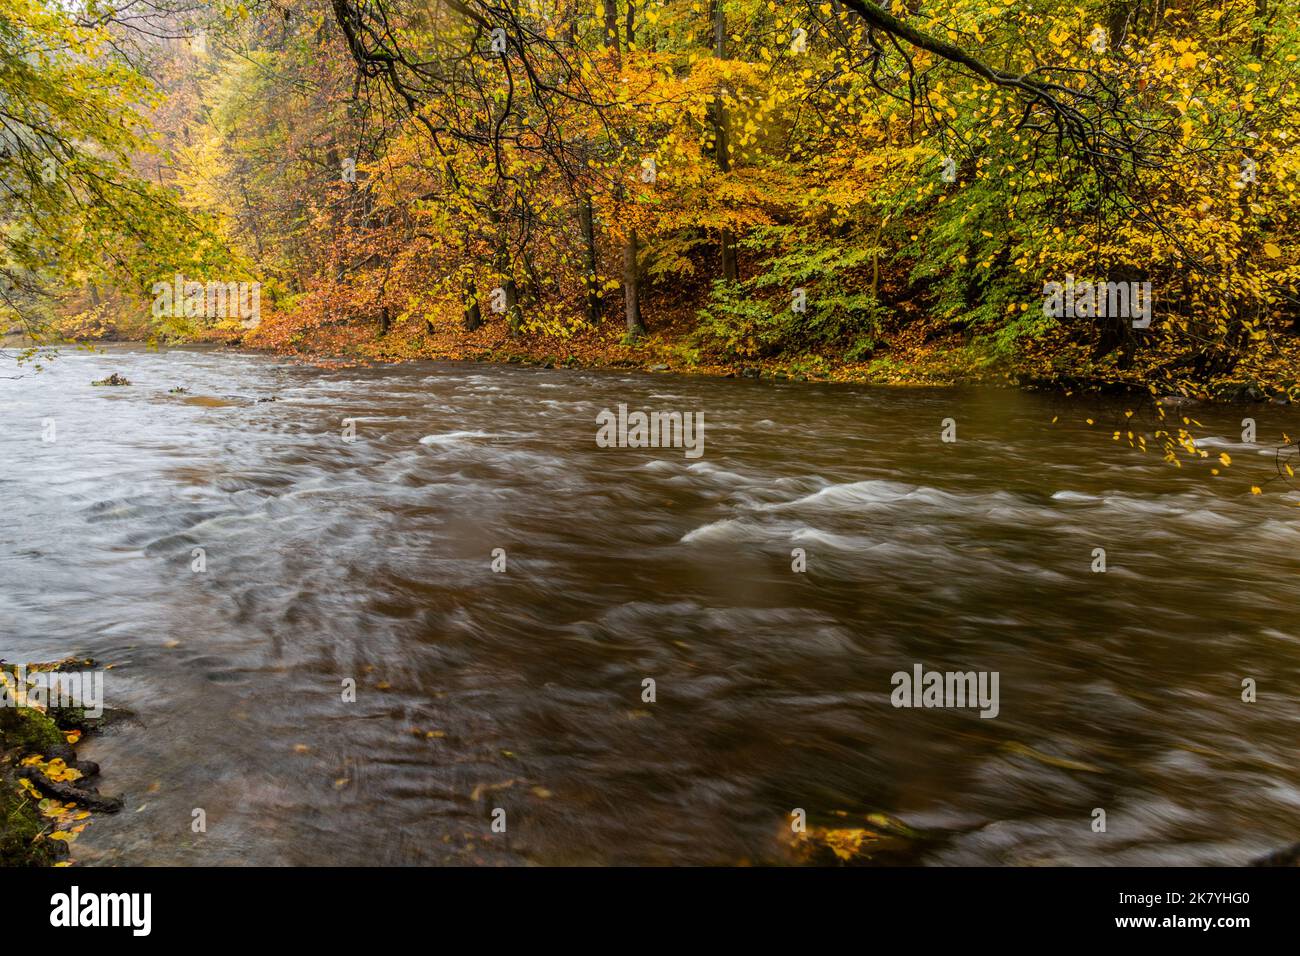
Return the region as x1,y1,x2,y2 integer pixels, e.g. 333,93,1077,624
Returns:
2,345,1298,865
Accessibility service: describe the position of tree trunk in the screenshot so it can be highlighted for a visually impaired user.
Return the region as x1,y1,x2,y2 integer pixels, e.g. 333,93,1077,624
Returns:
1252,0,1268,57
463,274,482,331
605,1,646,334
710,0,738,282
491,204,524,336
623,228,644,336
603,0,620,47
505,276,523,336
579,194,602,323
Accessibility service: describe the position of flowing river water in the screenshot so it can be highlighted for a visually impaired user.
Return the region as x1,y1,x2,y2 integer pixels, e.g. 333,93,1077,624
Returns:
2,344,1298,865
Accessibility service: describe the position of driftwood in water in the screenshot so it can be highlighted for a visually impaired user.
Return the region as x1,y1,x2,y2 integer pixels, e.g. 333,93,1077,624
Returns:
26,768,123,813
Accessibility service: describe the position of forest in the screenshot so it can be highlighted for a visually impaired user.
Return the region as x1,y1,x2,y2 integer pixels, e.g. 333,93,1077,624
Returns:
2,0,1297,399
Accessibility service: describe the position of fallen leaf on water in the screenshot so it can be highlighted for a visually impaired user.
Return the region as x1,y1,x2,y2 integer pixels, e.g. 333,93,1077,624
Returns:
469,779,517,802
819,828,877,861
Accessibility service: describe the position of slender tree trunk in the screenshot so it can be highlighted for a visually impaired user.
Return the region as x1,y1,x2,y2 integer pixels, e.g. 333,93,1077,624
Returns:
710,0,738,282
522,249,544,304
623,229,643,335
605,0,645,336
506,276,522,336
1252,0,1268,59
603,0,619,47
236,173,266,265
487,198,525,337
579,194,602,323
463,274,482,331
495,236,523,336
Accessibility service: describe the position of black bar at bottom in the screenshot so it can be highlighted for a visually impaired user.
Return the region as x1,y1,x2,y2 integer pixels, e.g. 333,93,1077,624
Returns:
0,865,1286,942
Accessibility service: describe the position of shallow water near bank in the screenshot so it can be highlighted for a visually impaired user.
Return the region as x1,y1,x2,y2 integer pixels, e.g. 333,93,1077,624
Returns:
3,345,1298,865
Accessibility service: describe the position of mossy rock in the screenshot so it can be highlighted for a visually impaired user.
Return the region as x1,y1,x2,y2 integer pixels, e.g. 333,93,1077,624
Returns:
0,774,63,866
0,708,68,866
0,706,65,757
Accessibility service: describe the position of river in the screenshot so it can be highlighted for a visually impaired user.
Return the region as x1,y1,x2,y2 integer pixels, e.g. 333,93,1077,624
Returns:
2,345,1297,865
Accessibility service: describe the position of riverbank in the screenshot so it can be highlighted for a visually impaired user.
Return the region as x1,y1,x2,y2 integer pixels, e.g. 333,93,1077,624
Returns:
238,291,1300,402
239,309,1004,389
0,663,121,867
7,315,996,387
16,303,1300,402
